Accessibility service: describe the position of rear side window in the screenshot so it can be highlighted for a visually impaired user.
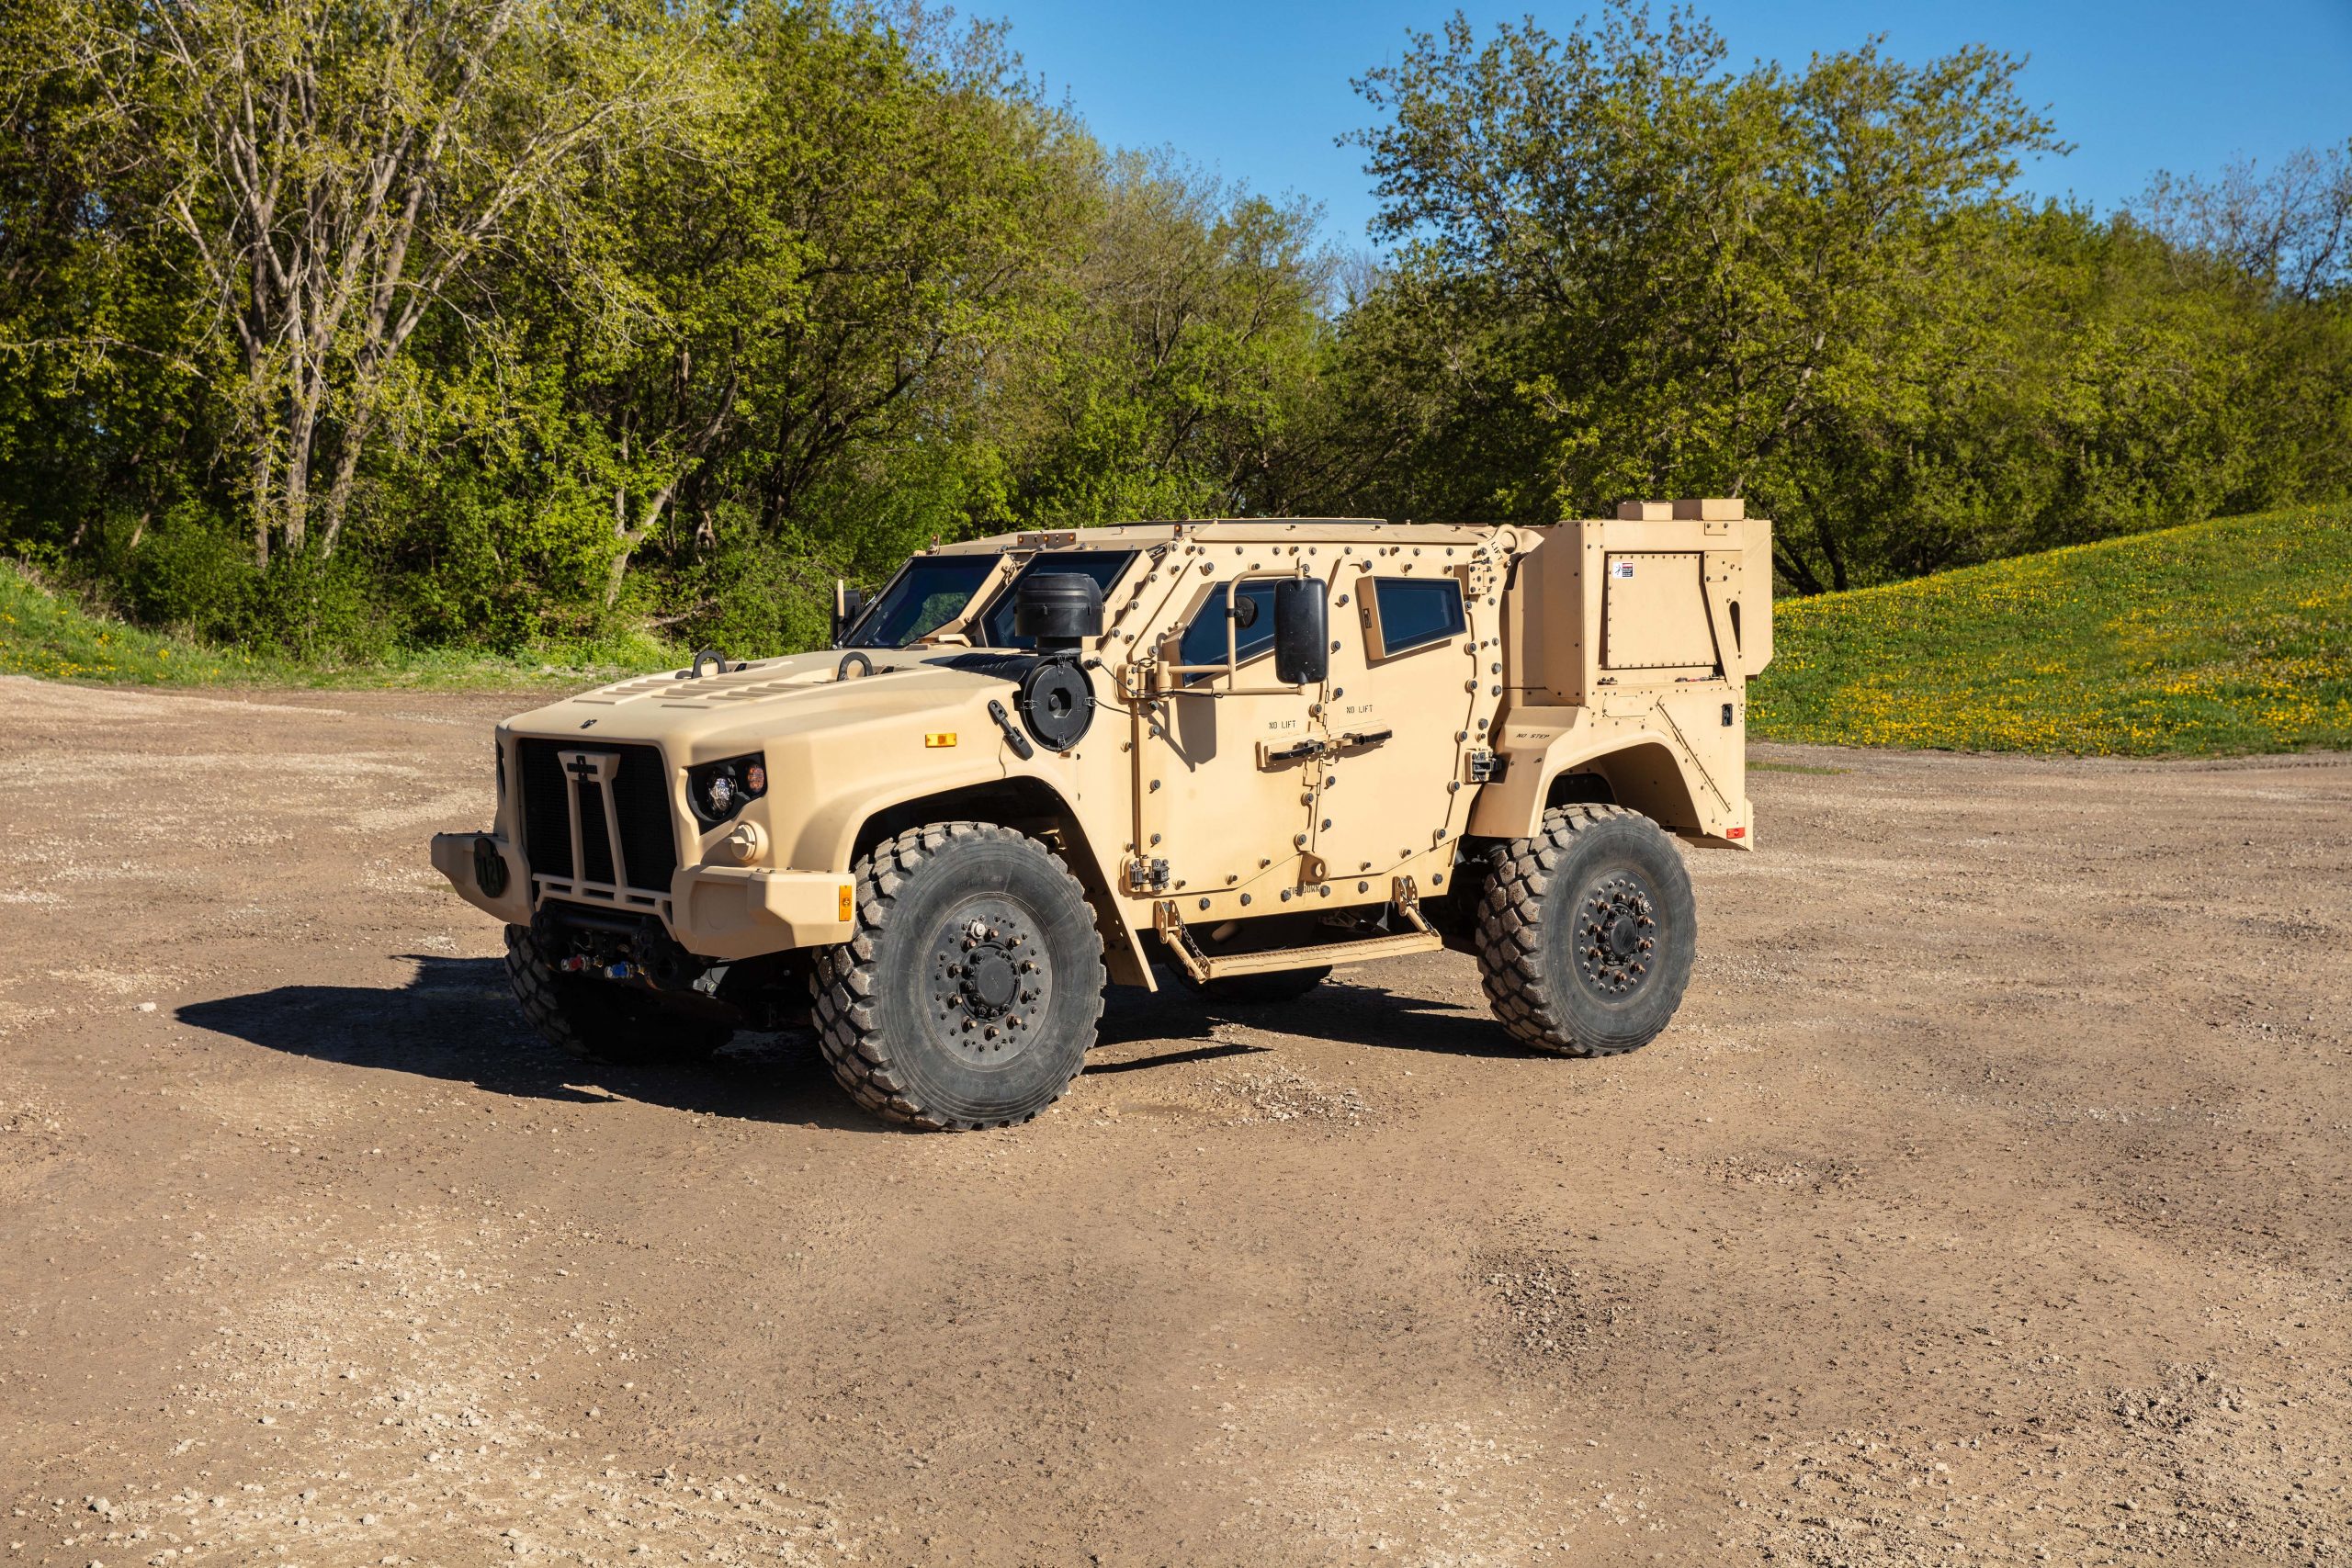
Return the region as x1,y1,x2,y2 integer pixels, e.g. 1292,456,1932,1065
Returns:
1177,581,1279,681
1367,576,1466,658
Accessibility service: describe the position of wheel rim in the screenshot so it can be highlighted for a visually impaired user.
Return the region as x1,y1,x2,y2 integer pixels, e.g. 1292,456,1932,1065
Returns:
925,895,1051,1064
1572,870,1659,1000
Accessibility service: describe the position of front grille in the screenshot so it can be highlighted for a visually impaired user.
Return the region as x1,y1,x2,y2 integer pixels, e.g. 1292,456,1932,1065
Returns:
515,739,679,894
577,780,616,883
607,750,679,889
518,740,573,879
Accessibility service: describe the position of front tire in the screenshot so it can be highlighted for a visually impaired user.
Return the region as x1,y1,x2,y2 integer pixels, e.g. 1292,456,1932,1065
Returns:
814,823,1106,1130
503,924,733,1066
1473,805,1696,1057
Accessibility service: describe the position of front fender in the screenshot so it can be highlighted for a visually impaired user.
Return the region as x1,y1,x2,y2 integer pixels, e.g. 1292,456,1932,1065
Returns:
777,700,1155,989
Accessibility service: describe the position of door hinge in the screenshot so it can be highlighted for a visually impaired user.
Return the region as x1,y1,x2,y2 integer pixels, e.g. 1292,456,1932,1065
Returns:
1464,748,1503,784
1125,856,1170,893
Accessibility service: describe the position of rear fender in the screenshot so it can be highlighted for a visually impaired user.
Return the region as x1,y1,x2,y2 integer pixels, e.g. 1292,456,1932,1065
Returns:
1467,713,1746,848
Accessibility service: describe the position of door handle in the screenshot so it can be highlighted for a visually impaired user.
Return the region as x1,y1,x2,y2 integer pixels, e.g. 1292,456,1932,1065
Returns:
1258,738,1326,768
1336,728,1393,750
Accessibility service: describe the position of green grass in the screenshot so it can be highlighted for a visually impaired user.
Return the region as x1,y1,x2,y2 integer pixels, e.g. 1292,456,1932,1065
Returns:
14,504,2352,754
0,561,679,691
1751,502,2352,756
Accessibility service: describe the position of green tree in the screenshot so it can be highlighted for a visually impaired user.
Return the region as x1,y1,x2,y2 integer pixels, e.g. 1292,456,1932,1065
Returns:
58,0,711,565
1015,152,1333,525
1338,3,2065,589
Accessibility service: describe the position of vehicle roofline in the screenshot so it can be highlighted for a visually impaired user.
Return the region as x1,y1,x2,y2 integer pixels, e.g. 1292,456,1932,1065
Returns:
927,518,1523,552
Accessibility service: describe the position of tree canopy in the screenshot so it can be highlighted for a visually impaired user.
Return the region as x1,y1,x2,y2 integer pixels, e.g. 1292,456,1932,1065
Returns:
1,0,2345,656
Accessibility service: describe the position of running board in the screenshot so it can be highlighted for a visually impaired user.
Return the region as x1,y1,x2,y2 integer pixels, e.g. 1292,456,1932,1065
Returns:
1154,878,1440,983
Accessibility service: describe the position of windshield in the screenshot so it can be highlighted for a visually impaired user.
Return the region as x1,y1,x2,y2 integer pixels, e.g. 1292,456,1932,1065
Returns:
842,555,999,648
973,551,1139,649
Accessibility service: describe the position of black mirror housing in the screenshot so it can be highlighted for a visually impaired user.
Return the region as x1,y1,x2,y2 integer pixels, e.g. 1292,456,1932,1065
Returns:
1272,578,1329,686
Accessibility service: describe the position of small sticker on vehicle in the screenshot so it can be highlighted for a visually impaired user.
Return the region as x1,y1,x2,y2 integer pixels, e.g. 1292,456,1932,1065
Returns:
1611,559,1635,580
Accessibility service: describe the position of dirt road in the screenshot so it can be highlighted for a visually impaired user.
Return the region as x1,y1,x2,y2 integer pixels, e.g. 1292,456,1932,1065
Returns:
2,673,2347,1566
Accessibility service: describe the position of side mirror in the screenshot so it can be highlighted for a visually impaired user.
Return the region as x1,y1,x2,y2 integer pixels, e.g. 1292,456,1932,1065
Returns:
1272,578,1329,686
831,580,866,647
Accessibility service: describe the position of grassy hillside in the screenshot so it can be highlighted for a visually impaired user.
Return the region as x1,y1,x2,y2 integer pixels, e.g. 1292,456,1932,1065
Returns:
0,561,675,690
12,503,2351,755
1752,502,2352,756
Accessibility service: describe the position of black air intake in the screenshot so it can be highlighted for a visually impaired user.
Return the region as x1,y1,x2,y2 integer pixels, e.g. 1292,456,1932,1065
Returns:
515,740,680,893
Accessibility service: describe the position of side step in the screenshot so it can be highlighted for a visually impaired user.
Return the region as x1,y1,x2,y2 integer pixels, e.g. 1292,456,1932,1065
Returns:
1153,878,1441,983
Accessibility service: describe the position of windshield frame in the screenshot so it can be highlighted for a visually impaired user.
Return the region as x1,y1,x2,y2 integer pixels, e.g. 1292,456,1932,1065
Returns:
842,546,1145,651
840,553,1003,649
969,550,1141,650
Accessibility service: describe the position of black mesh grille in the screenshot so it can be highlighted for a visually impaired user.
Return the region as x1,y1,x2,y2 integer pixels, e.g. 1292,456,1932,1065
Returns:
515,740,679,893
517,739,573,880
576,780,616,883
608,748,680,891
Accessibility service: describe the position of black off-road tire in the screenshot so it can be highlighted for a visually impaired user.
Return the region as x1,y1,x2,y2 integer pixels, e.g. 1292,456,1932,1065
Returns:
1473,805,1696,1057
813,823,1106,1130
1176,964,1333,1005
503,924,733,1066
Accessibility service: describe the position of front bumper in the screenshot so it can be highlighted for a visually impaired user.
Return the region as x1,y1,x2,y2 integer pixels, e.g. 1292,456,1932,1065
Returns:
668,863,856,959
429,830,854,960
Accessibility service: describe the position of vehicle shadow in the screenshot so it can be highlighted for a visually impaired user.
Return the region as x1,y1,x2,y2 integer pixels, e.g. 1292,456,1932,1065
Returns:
1099,969,1525,1060
175,955,882,1132
179,954,1526,1125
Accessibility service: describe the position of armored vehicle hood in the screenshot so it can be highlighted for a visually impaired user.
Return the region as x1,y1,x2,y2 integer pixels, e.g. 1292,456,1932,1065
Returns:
501,649,1040,761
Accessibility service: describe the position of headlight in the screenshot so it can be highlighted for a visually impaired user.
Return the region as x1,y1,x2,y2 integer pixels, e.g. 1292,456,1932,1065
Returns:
687,752,766,828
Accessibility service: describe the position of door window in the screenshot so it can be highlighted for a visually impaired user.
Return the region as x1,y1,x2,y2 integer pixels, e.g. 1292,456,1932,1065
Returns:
1365,575,1466,660
1175,581,1280,682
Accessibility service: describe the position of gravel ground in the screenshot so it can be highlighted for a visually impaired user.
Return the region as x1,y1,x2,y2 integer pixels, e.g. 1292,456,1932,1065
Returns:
2,673,2347,1566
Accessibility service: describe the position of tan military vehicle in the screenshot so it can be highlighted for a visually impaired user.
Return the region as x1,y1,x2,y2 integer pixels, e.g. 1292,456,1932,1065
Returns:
431,502,1771,1130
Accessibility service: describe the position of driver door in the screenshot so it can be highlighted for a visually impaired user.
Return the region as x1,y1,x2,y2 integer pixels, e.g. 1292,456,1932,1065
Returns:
1135,576,1319,906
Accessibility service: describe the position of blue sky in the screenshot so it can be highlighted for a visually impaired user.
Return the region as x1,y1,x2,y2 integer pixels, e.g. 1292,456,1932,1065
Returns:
991,0,2352,251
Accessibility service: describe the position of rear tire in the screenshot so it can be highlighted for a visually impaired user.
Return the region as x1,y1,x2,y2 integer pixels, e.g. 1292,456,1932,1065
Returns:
503,924,733,1066
1473,805,1696,1057
814,823,1106,1130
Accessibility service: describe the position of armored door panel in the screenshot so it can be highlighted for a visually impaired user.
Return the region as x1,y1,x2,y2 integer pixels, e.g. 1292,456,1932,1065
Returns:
1136,581,1318,903
1310,566,1496,895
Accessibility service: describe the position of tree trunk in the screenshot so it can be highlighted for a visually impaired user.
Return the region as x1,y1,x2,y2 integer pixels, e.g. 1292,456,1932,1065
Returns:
250,428,276,568
317,407,377,558
283,400,314,554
